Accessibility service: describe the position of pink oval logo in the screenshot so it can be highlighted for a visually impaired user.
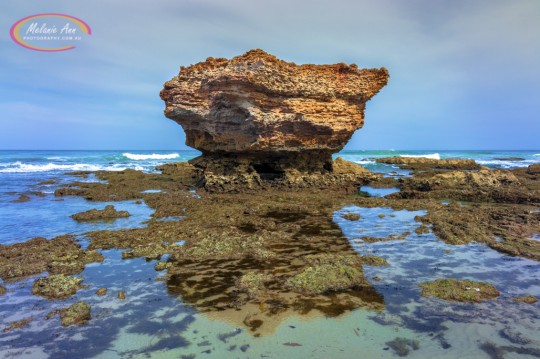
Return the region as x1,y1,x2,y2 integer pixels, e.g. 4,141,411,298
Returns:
10,14,91,52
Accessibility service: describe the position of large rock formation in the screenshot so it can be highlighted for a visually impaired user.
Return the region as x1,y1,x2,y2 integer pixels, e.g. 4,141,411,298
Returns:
160,49,388,187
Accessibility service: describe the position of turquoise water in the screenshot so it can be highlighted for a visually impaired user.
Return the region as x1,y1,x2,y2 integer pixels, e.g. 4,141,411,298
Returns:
0,150,539,358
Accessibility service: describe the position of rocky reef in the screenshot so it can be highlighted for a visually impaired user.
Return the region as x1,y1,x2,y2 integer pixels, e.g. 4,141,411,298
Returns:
161,49,388,189
70,205,130,221
419,279,500,302
47,301,91,327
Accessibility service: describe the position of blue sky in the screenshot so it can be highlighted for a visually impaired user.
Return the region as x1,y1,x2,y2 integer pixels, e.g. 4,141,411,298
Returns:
1,0,539,150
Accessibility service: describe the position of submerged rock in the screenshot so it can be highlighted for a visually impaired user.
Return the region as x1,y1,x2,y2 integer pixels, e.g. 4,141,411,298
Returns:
512,294,537,304
161,50,388,190
71,205,130,221
59,301,91,326
0,285,6,296
32,274,83,299
2,318,33,333
385,337,420,357
419,278,499,302
11,194,30,203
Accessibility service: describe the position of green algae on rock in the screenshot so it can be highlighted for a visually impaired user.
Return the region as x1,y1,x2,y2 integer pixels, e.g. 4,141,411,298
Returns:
32,274,83,299
70,205,130,221
0,235,104,281
122,243,172,260
235,272,274,299
287,254,367,295
360,255,389,266
419,278,500,302
154,261,172,271
172,234,275,261
285,263,364,293
44,154,539,335
50,301,91,327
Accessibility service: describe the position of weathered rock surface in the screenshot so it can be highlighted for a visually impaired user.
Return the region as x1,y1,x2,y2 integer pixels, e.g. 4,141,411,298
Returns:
398,169,535,203
71,205,130,221
0,235,104,281
47,301,91,327
161,49,388,178
32,274,83,299
377,156,482,171
527,164,540,175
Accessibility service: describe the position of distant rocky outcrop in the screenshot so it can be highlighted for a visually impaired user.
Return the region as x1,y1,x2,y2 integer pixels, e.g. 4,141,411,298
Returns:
161,50,388,188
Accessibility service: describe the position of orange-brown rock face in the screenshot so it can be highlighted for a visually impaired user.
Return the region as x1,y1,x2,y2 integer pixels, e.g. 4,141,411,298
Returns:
160,49,388,174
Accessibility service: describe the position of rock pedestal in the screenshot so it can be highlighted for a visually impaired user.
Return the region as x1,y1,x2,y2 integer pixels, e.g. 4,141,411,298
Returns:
160,50,388,180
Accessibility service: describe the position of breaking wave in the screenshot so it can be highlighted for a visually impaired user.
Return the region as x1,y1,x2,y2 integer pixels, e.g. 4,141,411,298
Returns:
399,153,441,160
477,159,537,169
0,162,142,173
123,153,180,160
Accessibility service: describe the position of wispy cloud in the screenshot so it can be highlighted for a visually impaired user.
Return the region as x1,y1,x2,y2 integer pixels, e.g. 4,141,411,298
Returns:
1,0,539,149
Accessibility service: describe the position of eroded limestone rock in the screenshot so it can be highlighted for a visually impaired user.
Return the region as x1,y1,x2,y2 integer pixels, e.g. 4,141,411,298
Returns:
161,49,388,186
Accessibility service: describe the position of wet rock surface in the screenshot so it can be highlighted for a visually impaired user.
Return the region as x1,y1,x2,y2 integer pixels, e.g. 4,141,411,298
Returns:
3,154,539,336
419,279,500,302
32,274,83,299
47,301,91,327
0,235,104,281
70,205,130,221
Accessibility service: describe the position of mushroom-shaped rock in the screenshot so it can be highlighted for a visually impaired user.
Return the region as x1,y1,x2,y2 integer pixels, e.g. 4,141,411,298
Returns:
161,49,388,176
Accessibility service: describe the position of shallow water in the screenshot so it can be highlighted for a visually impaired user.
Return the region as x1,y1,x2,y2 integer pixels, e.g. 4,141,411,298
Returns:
1,150,539,358
359,186,400,198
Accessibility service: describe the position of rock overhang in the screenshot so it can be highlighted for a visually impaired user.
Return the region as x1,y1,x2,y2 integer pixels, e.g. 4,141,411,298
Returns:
160,49,389,171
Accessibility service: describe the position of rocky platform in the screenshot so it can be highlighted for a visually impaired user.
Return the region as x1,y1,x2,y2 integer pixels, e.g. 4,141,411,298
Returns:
161,49,388,186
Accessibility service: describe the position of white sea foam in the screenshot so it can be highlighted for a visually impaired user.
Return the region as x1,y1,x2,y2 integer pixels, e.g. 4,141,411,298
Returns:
123,153,180,160
0,162,144,173
353,160,376,165
399,153,441,160
476,159,536,169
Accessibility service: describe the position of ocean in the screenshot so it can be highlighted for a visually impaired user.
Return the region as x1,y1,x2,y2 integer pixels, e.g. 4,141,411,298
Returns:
0,150,539,359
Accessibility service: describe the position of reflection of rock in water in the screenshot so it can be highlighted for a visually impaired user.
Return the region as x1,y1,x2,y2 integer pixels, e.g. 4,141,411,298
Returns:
165,214,384,335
